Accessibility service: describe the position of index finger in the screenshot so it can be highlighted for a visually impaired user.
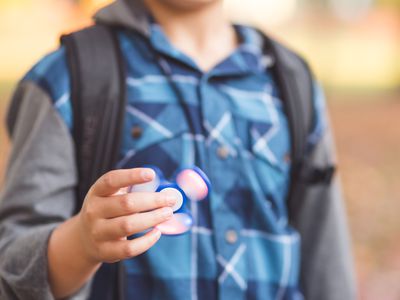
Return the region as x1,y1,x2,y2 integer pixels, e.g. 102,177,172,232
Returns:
92,168,155,197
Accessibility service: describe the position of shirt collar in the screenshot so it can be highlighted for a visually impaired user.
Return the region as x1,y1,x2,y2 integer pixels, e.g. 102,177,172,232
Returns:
211,25,274,77
149,22,273,76
95,0,273,76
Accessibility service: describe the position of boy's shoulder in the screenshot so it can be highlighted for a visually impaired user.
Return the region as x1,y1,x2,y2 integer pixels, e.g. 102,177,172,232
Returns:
22,47,70,106
21,46,73,130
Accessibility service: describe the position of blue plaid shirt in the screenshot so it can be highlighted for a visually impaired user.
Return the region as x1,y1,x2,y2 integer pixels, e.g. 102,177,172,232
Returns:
24,20,326,300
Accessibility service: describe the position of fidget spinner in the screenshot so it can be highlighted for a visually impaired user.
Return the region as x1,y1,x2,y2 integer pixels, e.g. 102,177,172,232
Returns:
129,166,211,235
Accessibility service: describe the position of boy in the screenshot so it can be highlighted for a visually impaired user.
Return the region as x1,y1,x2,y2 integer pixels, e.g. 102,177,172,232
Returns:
0,0,355,299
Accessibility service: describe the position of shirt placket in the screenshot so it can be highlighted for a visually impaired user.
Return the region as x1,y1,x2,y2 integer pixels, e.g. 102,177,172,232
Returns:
199,75,247,300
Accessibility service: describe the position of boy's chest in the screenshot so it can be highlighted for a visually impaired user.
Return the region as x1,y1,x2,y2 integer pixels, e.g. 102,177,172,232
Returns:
118,61,291,218
118,32,301,300
117,30,290,227
119,73,304,300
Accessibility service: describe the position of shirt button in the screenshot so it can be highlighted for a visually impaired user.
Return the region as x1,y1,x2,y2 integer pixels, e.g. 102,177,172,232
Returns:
131,125,143,139
217,146,230,160
284,153,291,163
225,229,238,244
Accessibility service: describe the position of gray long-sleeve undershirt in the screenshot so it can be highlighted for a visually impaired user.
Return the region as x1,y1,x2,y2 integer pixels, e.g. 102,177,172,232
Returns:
0,82,90,299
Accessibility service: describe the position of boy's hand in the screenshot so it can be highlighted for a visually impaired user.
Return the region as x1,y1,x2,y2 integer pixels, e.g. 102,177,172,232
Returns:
77,168,177,264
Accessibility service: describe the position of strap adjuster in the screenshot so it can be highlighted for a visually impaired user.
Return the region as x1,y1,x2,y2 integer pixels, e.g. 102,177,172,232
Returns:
298,162,336,185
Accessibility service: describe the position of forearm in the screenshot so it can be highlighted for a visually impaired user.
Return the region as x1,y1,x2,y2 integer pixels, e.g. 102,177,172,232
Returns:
47,215,101,299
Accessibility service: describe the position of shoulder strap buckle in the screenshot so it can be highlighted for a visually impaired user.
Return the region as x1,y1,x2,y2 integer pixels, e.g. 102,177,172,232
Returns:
300,162,336,185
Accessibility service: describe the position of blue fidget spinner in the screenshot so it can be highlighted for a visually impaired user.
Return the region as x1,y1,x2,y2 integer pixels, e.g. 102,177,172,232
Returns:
129,166,211,235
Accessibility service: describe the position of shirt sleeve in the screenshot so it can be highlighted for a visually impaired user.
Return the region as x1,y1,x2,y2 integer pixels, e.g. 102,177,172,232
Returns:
293,83,357,299
0,80,91,299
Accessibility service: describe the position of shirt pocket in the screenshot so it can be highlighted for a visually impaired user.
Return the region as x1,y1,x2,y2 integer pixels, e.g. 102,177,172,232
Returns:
248,120,290,173
247,118,292,221
225,85,289,172
119,100,190,178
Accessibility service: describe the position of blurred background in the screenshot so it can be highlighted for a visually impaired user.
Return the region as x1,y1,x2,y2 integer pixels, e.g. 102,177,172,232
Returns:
0,0,399,298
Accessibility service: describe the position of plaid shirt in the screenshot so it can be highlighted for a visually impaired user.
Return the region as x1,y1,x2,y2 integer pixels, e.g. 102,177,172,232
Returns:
24,19,326,300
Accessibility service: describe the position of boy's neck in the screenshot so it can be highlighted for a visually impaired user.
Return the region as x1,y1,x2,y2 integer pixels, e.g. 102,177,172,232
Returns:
144,0,238,71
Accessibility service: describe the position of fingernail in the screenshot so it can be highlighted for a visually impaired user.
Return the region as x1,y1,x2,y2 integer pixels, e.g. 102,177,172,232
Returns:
141,169,155,181
161,207,173,218
165,195,178,206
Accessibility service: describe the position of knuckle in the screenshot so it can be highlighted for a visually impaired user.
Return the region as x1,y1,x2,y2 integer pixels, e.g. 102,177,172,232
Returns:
155,194,167,206
102,173,114,189
120,218,134,235
152,213,164,225
120,194,134,212
155,210,164,223
86,187,94,198
123,243,137,258
84,203,97,221
154,209,165,222
155,208,171,222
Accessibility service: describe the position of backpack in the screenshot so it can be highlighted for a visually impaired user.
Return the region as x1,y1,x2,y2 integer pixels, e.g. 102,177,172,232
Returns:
59,23,335,300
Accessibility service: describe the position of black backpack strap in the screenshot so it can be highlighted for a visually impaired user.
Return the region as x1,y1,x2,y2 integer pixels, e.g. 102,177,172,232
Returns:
61,24,126,211
262,35,335,222
61,24,126,300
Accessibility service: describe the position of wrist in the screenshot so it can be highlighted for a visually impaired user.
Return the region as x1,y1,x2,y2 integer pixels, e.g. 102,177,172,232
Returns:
71,214,103,268
48,215,101,298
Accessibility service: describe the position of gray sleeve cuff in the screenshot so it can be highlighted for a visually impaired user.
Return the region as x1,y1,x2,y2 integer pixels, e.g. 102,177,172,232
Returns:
0,225,56,300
